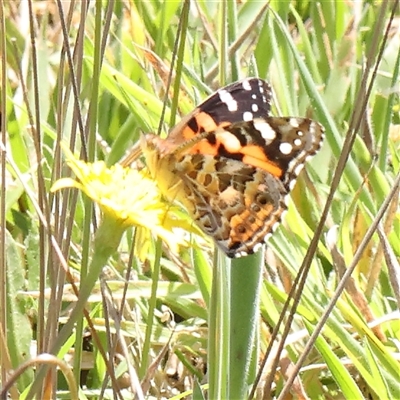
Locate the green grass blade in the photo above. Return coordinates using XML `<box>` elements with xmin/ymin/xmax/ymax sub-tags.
<box><xmin>228</xmin><ymin>250</ymin><xmax>263</xmax><ymax>398</ymax></box>
<box><xmin>208</xmin><ymin>251</ymin><xmax>230</xmax><ymax>399</ymax></box>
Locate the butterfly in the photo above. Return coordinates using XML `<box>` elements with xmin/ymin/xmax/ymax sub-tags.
<box><xmin>122</xmin><ymin>78</ymin><xmax>324</xmax><ymax>258</ymax></box>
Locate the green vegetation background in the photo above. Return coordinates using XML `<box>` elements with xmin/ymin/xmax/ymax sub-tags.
<box><xmin>0</xmin><ymin>1</ymin><xmax>399</xmax><ymax>399</ymax></box>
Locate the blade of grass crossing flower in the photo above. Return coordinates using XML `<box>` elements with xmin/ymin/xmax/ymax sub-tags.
<box><xmin>208</xmin><ymin>250</ymin><xmax>230</xmax><ymax>399</ymax></box>
<box><xmin>74</xmin><ymin>1</ymin><xmax>105</xmax><ymax>377</ymax></box>
<box><xmin>228</xmin><ymin>250</ymin><xmax>263</xmax><ymax>398</ymax></box>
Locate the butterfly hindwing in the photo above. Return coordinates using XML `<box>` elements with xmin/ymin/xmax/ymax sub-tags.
<box><xmin>170</xmin><ymin>116</ymin><xmax>324</xmax><ymax>257</ymax></box>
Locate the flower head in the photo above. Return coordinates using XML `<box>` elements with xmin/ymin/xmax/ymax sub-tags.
<box><xmin>52</xmin><ymin>147</ymin><xmax>205</xmax><ymax>259</ymax></box>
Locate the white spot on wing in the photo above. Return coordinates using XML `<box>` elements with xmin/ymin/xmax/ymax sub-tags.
<box><xmin>253</xmin><ymin>242</ymin><xmax>263</xmax><ymax>253</ymax></box>
<box><xmin>215</xmin><ymin>130</ymin><xmax>242</xmax><ymax>152</ymax></box>
<box><xmin>290</xmin><ymin>118</ymin><xmax>300</xmax><ymax>128</ymax></box>
<box><xmin>219</xmin><ymin>89</ymin><xmax>238</xmax><ymax>111</ymax></box>
<box><xmin>294</xmin><ymin>138</ymin><xmax>302</xmax><ymax>147</ymax></box>
<box><xmin>279</xmin><ymin>142</ymin><xmax>293</xmax><ymax>155</ymax></box>
<box><xmin>243</xmin><ymin>111</ymin><xmax>253</xmax><ymax>121</ymax></box>
<box><xmin>294</xmin><ymin>163</ymin><xmax>304</xmax><ymax>176</ymax></box>
<box><xmin>271</xmin><ymin>222</ymin><xmax>280</xmax><ymax>232</ymax></box>
<box><xmin>235</xmin><ymin>250</ymin><xmax>248</xmax><ymax>258</ymax></box>
<box><xmin>253</xmin><ymin>118</ymin><xmax>276</xmax><ymax>140</ymax></box>
<box><xmin>282</xmin><ymin>195</ymin><xmax>291</xmax><ymax>207</ymax></box>
<box><xmin>252</xmin><ymin>104</ymin><xmax>259</xmax><ymax>112</ymax></box>
<box><xmin>242</xmin><ymin>79</ymin><xmax>252</xmax><ymax>90</ymax></box>
<box><xmin>264</xmin><ymin>232</ymin><xmax>272</xmax><ymax>242</ymax></box>
<box><xmin>289</xmin><ymin>179</ymin><xmax>297</xmax><ymax>190</ymax></box>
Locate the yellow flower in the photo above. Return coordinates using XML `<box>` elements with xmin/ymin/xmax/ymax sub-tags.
<box><xmin>52</xmin><ymin>147</ymin><xmax>204</xmax><ymax>259</ymax></box>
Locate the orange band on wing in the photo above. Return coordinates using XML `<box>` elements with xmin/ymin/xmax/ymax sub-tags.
<box><xmin>188</xmin><ymin>136</ymin><xmax>283</xmax><ymax>177</ymax></box>
<box><xmin>190</xmin><ymin>140</ymin><xmax>219</xmax><ymax>155</ymax></box>
<box><xmin>240</xmin><ymin>145</ymin><xmax>283</xmax><ymax>177</ymax></box>
<box><xmin>242</xmin><ymin>154</ymin><xmax>283</xmax><ymax>177</ymax></box>
<box><xmin>181</xmin><ymin>112</ymin><xmax>222</xmax><ymax>140</ymax></box>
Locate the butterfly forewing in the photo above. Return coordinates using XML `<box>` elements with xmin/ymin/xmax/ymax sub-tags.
<box><xmin>167</xmin><ymin>78</ymin><xmax>272</xmax><ymax>146</ymax></box>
